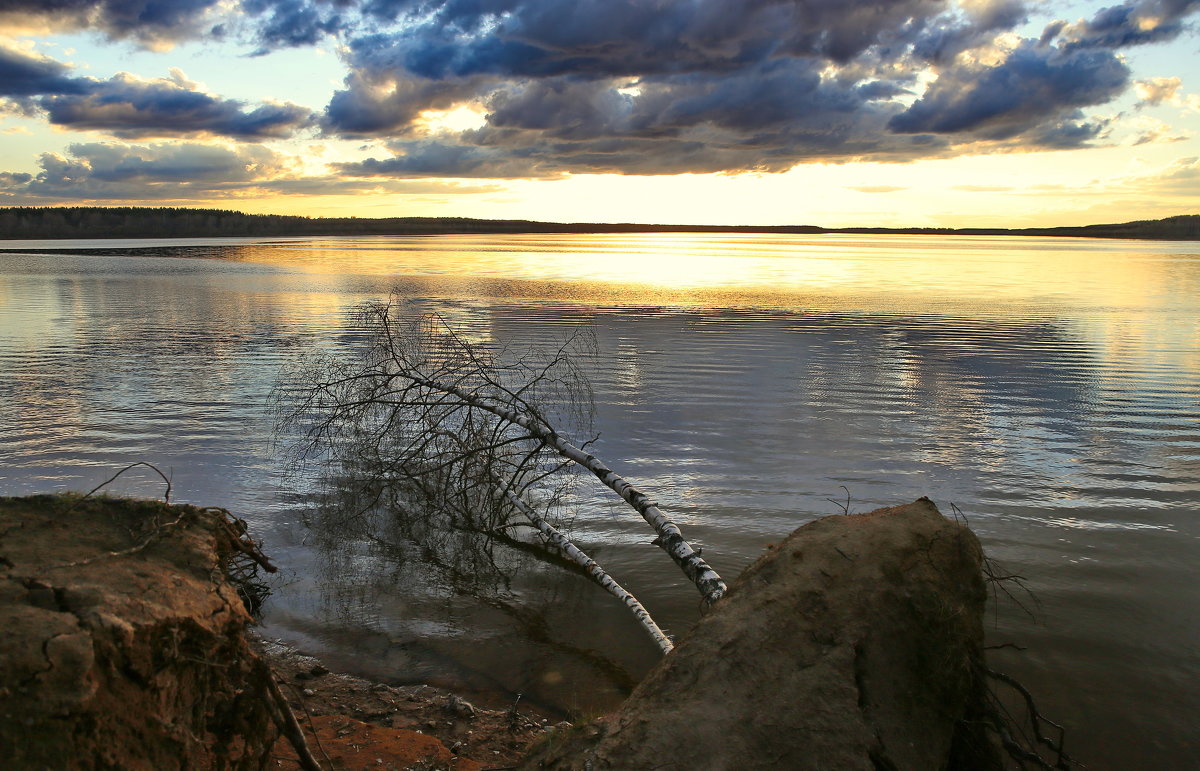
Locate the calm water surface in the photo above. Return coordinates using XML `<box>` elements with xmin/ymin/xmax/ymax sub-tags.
<box><xmin>1</xmin><ymin>233</ymin><xmax>1197</xmax><ymax>768</ymax></box>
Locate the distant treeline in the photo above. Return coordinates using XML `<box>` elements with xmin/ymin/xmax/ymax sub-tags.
<box><xmin>0</xmin><ymin>206</ymin><xmax>1197</xmax><ymax>241</ymax></box>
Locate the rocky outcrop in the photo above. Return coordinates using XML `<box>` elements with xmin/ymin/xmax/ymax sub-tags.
<box><xmin>519</xmin><ymin>498</ymin><xmax>1003</xmax><ymax>771</ymax></box>
<box><xmin>0</xmin><ymin>494</ymin><xmax>278</xmax><ymax>770</ymax></box>
<box><xmin>0</xmin><ymin>494</ymin><xmax>549</xmax><ymax>771</ymax></box>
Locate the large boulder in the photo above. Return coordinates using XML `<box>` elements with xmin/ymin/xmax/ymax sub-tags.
<box><xmin>520</xmin><ymin>498</ymin><xmax>1002</xmax><ymax>771</ymax></box>
<box><xmin>0</xmin><ymin>495</ymin><xmax>277</xmax><ymax>770</ymax></box>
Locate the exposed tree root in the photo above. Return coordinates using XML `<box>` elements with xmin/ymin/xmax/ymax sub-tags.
<box><xmin>982</xmin><ymin>666</ymin><xmax>1075</xmax><ymax>770</ymax></box>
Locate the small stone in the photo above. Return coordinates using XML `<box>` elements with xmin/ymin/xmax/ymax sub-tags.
<box><xmin>302</xmin><ymin>689</ymin><xmax>315</xmax><ymax>697</ymax></box>
<box><xmin>310</xmin><ymin>664</ymin><xmax>329</xmax><ymax>677</ymax></box>
<box><xmin>446</xmin><ymin>694</ymin><xmax>476</xmax><ymax>719</ymax></box>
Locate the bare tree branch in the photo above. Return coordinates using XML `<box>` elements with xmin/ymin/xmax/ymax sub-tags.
<box><xmin>276</xmin><ymin>304</ymin><xmax>727</xmax><ymax>656</ymax></box>
<box><xmin>500</xmin><ymin>486</ymin><xmax>674</xmax><ymax>654</ymax></box>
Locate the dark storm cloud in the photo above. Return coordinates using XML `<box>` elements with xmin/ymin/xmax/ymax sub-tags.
<box><xmin>343</xmin><ymin>0</ymin><xmax>946</xmax><ymax>83</ymax></box>
<box><xmin>0</xmin><ymin>0</ymin><xmax>222</xmax><ymax>44</ymax></box>
<box><xmin>888</xmin><ymin>41</ymin><xmax>1129</xmax><ymax>137</ymax></box>
<box><xmin>911</xmin><ymin>0</ymin><xmax>1028</xmax><ymax>63</ymax></box>
<box><xmin>481</xmin><ymin>78</ymin><xmax>648</xmax><ymax>139</ymax></box>
<box><xmin>0</xmin><ymin>141</ymin><xmax>289</xmax><ymax>201</ymax></box>
<box><xmin>0</xmin><ymin>46</ymin><xmax>88</xmax><ymax>97</ymax></box>
<box><xmin>641</xmin><ymin>60</ymin><xmax>856</xmax><ymax>133</ymax></box>
<box><xmin>0</xmin><ymin>0</ymin><xmax>345</xmax><ymax>49</ymax></box>
<box><xmin>470</xmin><ymin>60</ymin><xmax>918</xmax><ymax>152</ymax></box>
<box><xmin>319</xmin><ymin>0</ymin><xmax>956</xmax><ymax>140</ymax></box>
<box><xmin>243</xmin><ymin>0</ymin><xmax>343</xmax><ymax>52</ymax></box>
<box><xmin>1058</xmin><ymin>0</ymin><xmax>1200</xmax><ymax>49</ymax></box>
<box><xmin>335</xmin><ymin>139</ymin><xmax>548</xmax><ymax>177</ymax></box>
<box><xmin>323</xmin><ymin>69</ymin><xmax>491</xmax><ymax>135</ymax></box>
<box><xmin>346</xmin><ymin>92</ymin><xmax>952</xmax><ymax>178</ymax></box>
<box><xmin>1023</xmin><ymin>115</ymin><xmax>1111</xmax><ymax>148</ymax></box>
<box><xmin>0</xmin><ymin>47</ymin><xmax>313</xmax><ymax>138</ymax></box>
<box><xmin>321</xmin><ymin>0</ymin><xmax>1185</xmax><ymax>176</ymax></box>
<box><xmin>0</xmin><ymin>140</ymin><xmax>497</xmax><ymax>200</ymax></box>
<box><xmin>4</xmin><ymin>0</ymin><xmax>1197</xmax><ymax>181</ymax></box>
<box><xmin>40</xmin><ymin>73</ymin><xmax>315</xmax><ymax>138</ymax></box>
<box><xmin>331</xmin><ymin>73</ymin><xmax>903</xmax><ymax>177</ymax></box>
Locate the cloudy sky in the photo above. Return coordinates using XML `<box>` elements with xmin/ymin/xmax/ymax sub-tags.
<box><xmin>1</xmin><ymin>0</ymin><xmax>1198</xmax><ymax>226</ymax></box>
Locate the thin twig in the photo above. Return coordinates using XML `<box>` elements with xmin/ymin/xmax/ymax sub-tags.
<box><xmin>265</xmin><ymin>672</ymin><xmax>327</xmax><ymax>771</ymax></box>
<box><xmin>826</xmin><ymin>485</ymin><xmax>851</xmax><ymax>515</ymax></box>
<box><xmin>72</xmin><ymin>461</ymin><xmax>173</xmax><ymax>509</ymax></box>
<box><xmin>284</xmin><ymin>680</ymin><xmax>335</xmax><ymax>770</ymax></box>
<box><xmin>983</xmin><ymin>554</ymin><xmax>1041</xmax><ymax>622</ymax></box>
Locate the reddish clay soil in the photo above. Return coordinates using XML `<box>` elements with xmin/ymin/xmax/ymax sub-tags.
<box><xmin>259</xmin><ymin>638</ymin><xmax>558</xmax><ymax>771</ymax></box>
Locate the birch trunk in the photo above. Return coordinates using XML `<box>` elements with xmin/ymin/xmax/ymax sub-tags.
<box><xmin>397</xmin><ymin>369</ymin><xmax>727</xmax><ymax>605</ymax></box>
<box><xmin>501</xmin><ymin>487</ymin><xmax>674</xmax><ymax>654</ymax></box>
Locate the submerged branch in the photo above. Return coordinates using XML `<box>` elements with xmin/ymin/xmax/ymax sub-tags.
<box><xmin>501</xmin><ymin>486</ymin><xmax>674</xmax><ymax>654</ymax></box>
<box><xmin>277</xmin><ymin>304</ymin><xmax>727</xmax><ymax>655</ymax></box>
<box><xmin>395</xmin><ymin>361</ymin><xmax>727</xmax><ymax>605</ymax></box>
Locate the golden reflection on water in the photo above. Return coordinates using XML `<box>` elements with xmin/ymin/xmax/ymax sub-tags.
<box><xmin>5</xmin><ymin>233</ymin><xmax>1197</xmax><ymax>395</ymax></box>
<box><xmin>246</xmin><ymin>234</ymin><xmax>1200</xmax><ymax>386</ymax></box>
<box><xmin>256</xmin><ymin>232</ymin><xmax>1189</xmax><ymax>310</ymax></box>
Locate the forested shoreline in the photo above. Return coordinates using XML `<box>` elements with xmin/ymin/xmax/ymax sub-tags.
<box><xmin>0</xmin><ymin>206</ymin><xmax>1197</xmax><ymax>241</ymax></box>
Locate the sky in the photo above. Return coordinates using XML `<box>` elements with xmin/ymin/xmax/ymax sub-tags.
<box><xmin>0</xmin><ymin>0</ymin><xmax>1198</xmax><ymax>227</ymax></box>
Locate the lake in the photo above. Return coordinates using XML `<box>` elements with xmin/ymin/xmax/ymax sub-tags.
<box><xmin>1</xmin><ymin>232</ymin><xmax>1197</xmax><ymax>768</ymax></box>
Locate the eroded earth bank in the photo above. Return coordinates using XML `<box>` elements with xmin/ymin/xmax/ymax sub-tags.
<box><xmin>2</xmin><ymin>495</ymin><xmax>1039</xmax><ymax>770</ymax></box>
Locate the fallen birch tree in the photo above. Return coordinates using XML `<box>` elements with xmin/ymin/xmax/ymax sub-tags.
<box><xmin>278</xmin><ymin>303</ymin><xmax>725</xmax><ymax>653</ymax></box>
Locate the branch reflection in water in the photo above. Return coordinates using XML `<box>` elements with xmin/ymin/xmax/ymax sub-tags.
<box><xmin>277</xmin><ymin>306</ymin><xmax>660</xmax><ymax>711</ymax></box>
<box><xmin>301</xmin><ymin>467</ymin><xmax>640</xmax><ymax>712</ymax></box>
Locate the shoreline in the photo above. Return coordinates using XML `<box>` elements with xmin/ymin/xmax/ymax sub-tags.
<box><xmin>255</xmin><ymin>634</ymin><xmax>556</xmax><ymax>770</ymax></box>
<box><xmin>1</xmin><ymin>207</ymin><xmax>1197</xmax><ymax>241</ymax></box>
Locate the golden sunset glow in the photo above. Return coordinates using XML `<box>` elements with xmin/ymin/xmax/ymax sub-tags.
<box><xmin>1</xmin><ymin>0</ymin><xmax>1196</xmax><ymax>227</ymax></box>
